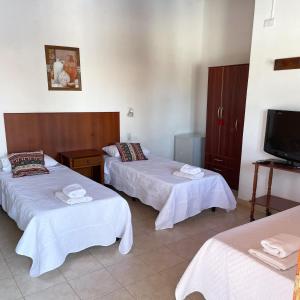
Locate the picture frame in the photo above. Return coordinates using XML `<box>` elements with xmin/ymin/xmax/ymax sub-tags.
<box><xmin>44</xmin><ymin>45</ymin><xmax>82</xmax><ymax>91</ymax></box>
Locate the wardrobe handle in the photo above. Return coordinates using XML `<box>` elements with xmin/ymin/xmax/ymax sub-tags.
<box><xmin>217</xmin><ymin>107</ymin><xmax>221</xmax><ymax>118</ymax></box>
<box><xmin>220</xmin><ymin>106</ymin><xmax>223</xmax><ymax>118</ymax></box>
<box><xmin>235</xmin><ymin>119</ymin><xmax>238</xmax><ymax>131</ymax></box>
<box><xmin>214</xmin><ymin>158</ymin><xmax>223</xmax><ymax>162</ymax></box>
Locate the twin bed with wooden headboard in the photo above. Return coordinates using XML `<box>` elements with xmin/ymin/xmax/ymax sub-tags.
<box><xmin>0</xmin><ymin>112</ymin><xmax>237</xmax><ymax>277</ymax></box>
<box><xmin>0</xmin><ymin>112</ymin><xmax>132</xmax><ymax>277</ymax></box>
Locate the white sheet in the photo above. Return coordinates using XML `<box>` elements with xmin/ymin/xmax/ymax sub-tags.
<box><xmin>175</xmin><ymin>206</ymin><xmax>300</xmax><ymax>300</ymax></box>
<box><xmin>0</xmin><ymin>165</ymin><xmax>133</xmax><ymax>277</ymax></box>
<box><xmin>104</xmin><ymin>155</ymin><xmax>236</xmax><ymax>230</ymax></box>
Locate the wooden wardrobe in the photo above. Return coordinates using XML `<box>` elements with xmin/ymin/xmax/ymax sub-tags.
<box><xmin>205</xmin><ymin>64</ymin><xmax>249</xmax><ymax>190</ymax></box>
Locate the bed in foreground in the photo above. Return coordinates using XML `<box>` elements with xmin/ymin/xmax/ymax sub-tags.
<box><xmin>0</xmin><ymin>164</ymin><xmax>133</xmax><ymax>277</ymax></box>
<box><xmin>175</xmin><ymin>206</ymin><xmax>300</xmax><ymax>300</ymax></box>
<box><xmin>104</xmin><ymin>154</ymin><xmax>236</xmax><ymax>230</ymax></box>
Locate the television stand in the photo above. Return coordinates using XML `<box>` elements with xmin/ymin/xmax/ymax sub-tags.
<box><xmin>256</xmin><ymin>158</ymin><xmax>300</xmax><ymax>168</ymax></box>
<box><xmin>250</xmin><ymin>160</ymin><xmax>300</xmax><ymax>221</ymax></box>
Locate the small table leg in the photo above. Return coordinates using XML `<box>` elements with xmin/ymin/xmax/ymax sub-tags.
<box><xmin>266</xmin><ymin>167</ymin><xmax>273</xmax><ymax>216</ymax></box>
<box><xmin>250</xmin><ymin>164</ymin><xmax>259</xmax><ymax>221</ymax></box>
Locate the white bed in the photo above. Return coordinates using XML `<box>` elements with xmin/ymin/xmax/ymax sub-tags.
<box><xmin>0</xmin><ymin>164</ymin><xmax>133</xmax><ymax>277</ymax></box>
<box><xmin>104</xmin><ymin>154</ymin><xmax>236</xmax><ymax>230</ymax></box>
<box><xmin>175</xmin><ymin>206</ymin><xmax>300</xmax><ymax>300</ymax></box>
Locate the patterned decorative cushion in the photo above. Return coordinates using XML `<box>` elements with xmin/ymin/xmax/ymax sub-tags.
<box><xmin>8</xmin><ymin>150</ymin><xmax>49</xmax><ymax>178</ymax></box>
<box><xmin>116</xmin><ymin>143</ymin><xmax>148</xmax><ymax>162</ymax></box>
<box><xmin>294</xmin><ymin>252</ymin><xmax>300</xmax><ymax>300</ymax></box>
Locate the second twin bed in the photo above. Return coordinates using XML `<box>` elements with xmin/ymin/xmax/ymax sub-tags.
<box><xmin>104</xmin><ymin>153</ymin><xmax>236</xmax><ymax>230</ymax></box>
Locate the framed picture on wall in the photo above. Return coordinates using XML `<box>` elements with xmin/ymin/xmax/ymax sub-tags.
<box><xmin>44</xmin><ymin>45</ymin><xmax>82</xmax><ymax>91</ymax></box>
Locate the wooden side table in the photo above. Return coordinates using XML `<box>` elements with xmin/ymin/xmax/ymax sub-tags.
<box><xmin>59</xmin><ymin>149</ymin><xmax>104</xmax><ymax>184</ymax></box>
<box><xmin>250</xmin><ymin>160</ymin><xmax>300</xmax><ymax>221</ymax></box>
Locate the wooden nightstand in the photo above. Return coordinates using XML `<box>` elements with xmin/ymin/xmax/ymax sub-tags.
<box><xmin>59</xmin><ymin>149</ymin><xmax>104</xmax><ymax>184</ymax></box>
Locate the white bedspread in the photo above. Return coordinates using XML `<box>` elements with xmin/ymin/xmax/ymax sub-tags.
<box><xmin>104</xmin><ymin>155</ymin><xmax>236</xmax><ymax>230</ymax></box>
<box><xmin>176</xmin><ymin>206</ymin><xmax>300</xmax><ymax>300</ymax></box>
<box><xmin>0</xmin><ymin>165</ymin><xmax>133</xmax><ymax>277</ymax></box>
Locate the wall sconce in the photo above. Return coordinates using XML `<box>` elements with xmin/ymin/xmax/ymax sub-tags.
<box><xmin>127</xmin><ymin>107</ymin><xmax>134</xmax><ymax>118</ymax></box>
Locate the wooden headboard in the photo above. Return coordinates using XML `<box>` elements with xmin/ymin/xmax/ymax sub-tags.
<box><xmin>4</xmin><ymin>112</ymin><xmax>120</xmax><ymax>159</ymax></box>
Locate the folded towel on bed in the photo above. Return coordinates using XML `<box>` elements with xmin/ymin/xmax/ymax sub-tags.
<box><xmin>261</xmin><ymin>233</ymin><xmax>300</xmax><ymax>258</ymax></box>
<box><xmin>62</xmin><ymin>184</ymin><xmax>86</xmax><ymax>198</ymax></box>
<box><xmin>180</xmin><ymin>164</ymin><xmax>202</xmax><ymax>175</ymax></box>
<box><xmin>173</xmin><ymin>171</ymin><xmax>204</xmax><ymax>180</ymax></box>
<box><xmin>55</xmin><ymin>191</ymin><xmax>93</xmax><ymax>205</ymax></box>
<box><xmin>248</xmin><ymin>248</ymin><xmax>298</xmax><ymax>271</ymax></box>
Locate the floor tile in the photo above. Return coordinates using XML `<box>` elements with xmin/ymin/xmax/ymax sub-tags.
<box><xmin>173</xmin><ymin>214</ymin><xmax>218</xmax><ymax>236</ymax></box>
<box><xmin>130</xmin><ymin>232</ymin><xmax>166</xmax><ymax>255</ymax></box>
<box><xmin>188</xmin><ymin>229</ymin><xmax>219</xmax><ymax>245</ymax></box>
<box><xmin>137</xmin><ymin>246</ymin><xmax>185</xmax><ymax>272</ymax></box>
<box><xmin>159</xmin><ymin>261</ymin><xmax>191</xmax><ymax>288</ymax></box>
<box><xmin>14</xmin><ymin>269</ymin><xmax>65</xmax><ymax>296</ymax></box>
<box><xmin>89</xmin><ymin>243</ymin><xmax>136</xmax><ymax>268</ymax></box>
<box><xmin>68</xmin><ymin>269</ymin><xmax>121</xmax><ymax>299</ymax></box>
<box><xmin>106</xmin><ymin>256</ymin><xmax>157</xmax><ymax>286</ymax></box>
<box><xmin>59</xmin><ymin>250</ymin><xmax>104</xmax><ymax>280</ymax></box>
<box><xmin>0</xmin><ymin>253</ymin><xmax>13</xmax><ymax>280</ymax></box>
<box><xmin>0</xmin><ymin>237</ymin><xmax>19</xmax><ymax>259</ymax></box>
<box><xmin>99</xmin><ymin>288</ymin><xmax>134</xmax><ymax>300</ymax></box>
<box><xmin>125</xmin><ymin>272</ymin><xmax>175</xmax><ymax>300</ymax></box>
<box><xmin>0</xmin><ymin>277</ymin><xmax>22</xmax><ymax>300</ymax></box>
<box><xmin>24</xmin><ymin>282</ymin><xmax>79</xmax><ymax>300</ymax></box>
<box><xmin>6</xmin><ymin>254</ymin><xmax>32</xmax><ymax>276</ymax></box>
<box><xmin>166</xmin><ymin>238</ymin><xmax>199</xmax><ymax>260</ymax></box>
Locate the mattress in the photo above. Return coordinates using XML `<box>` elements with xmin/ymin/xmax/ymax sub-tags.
<box><xmin>0</xmin><ymin>164</ymin><xmax>133</xmax><ymax>277</ymax></box>
<box><xmin>104</xmin><ymin>154</ymin><xmax>236</xmax><ymax>230</ymax></box>
<box><xmin>175</xmin><ymin>206</ymin><xmax>300</xmax><ymax>300</ymax></box>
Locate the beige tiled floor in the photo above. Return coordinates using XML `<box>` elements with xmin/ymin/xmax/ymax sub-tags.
<box><xmin>0</xmin><ymin>195</ymin><xmax>263</xmax><ymax>300</ymax></box>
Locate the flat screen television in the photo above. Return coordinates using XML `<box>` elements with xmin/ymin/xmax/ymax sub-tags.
<box><xmin>264</xmin><ymin>109</ymin><xmax>300</xmax><ymax>165</ymax></box>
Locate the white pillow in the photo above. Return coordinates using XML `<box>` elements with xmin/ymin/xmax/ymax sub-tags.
<box><xmin>0</xmin><ymin>153</ymin><xmax>58</xmax><ymax>172</ymax></box>
<box><xmin>102</xmin><ymin>144</ymin><xmax>150</xmax><ymax>157</ymax></box>
<box><xmin>142</xmin><ymin>147</ymin><xmax>150</xmax><ymax>156</ymax></box>
<box><xmin>44</xmin><ymin>154</ymin><xmax>59</xmax><ymax>167</ymax></box>
<box><xmin>0</xmin><ymin>156</ymin><xmax>11</xmax><ymax>172</ymax></box>
<box><xmin>102</xmin><ymin>145</ymin><xmax>120</xmax><ymax>157</ymax></box>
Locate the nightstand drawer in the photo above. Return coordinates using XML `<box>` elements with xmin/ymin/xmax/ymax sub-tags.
<box><xmin>59</xmin><ymin>149</ymin><xmax>104</xmax><ymax>184</ymax></box>
<box><xmin>73</xmin><ymin>156</ymin><xmax>102</xmax><ymax>168</ymax></box>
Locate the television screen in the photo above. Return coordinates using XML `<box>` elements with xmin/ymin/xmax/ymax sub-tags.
<box><xmin>264</xmin><ymin>110</ymin><xmax>300</xmax><ymax>162</ymax></box>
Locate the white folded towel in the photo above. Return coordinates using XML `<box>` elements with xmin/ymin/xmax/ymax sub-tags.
<box><xmin>55</xmin><ymin>191</ymin><xmax>93</xmax><ymax>205</ymax></box>
<box><xmin>248</xmin><ymin>248</ymin><xmax>298</xmax><ymax>271</ymax></box>
<box><xmin>62</xmin><ymin>184</ymin><xmax>86</xmax><ymax>198</ymax></box>
<box><xmin>173</xmin><ymin>171</ymin><xmax>204</xmax><ymax>180</ymax></box>
<box><xmin>261</xmin><ymin>233</ymin><xmax>300</xmax><ymax>258</ymax></box>
<box><xmin>180</xmin><ymin>164</ymin><xmax>202</xmax><ymax>175</ymax></box>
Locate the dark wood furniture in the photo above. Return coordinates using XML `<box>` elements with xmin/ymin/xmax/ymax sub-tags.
<box><xmin>250</xmin><ymin>160</ymin><xmax>300</xmax><ymax>221</ymax></box>
<box><xmin>205</xmin><ymin>64</ymin><xmax>249</xmax><ymax>189</ymax></box>
<box><xmin>60</xmin><ymin>149</ymin><xmax>104</xmax><ymax>184</ymax></box>
<box><xmin>4</xmin><ymin>112</ymin><xmax>120</xmax><ymax>160</ymax></box>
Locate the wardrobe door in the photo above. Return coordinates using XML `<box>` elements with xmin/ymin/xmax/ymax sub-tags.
<box><xmin>219</xmin><ymin>65</ymin><xmax>242</xmax><ymax>158</ymax></box>
<box><xmin>219</xmin><ymin>64</ymin><xmax>249</xmax><ymax>188</ymax></box>
<box><xmin>205</xmin><ymin>66</ymin><xmax>223</xmax><ymax>165</ymax></box>
<box><xmin>231</xmin><ymin>64</ymin><xmax>249</xmax><ymax>160</ymax></box>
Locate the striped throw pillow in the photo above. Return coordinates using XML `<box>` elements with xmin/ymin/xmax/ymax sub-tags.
<box><xmin>8</xmin><ymin>150</ymin><xmax>49</xmax><ymax>178</ymax></box>
<box><xmin>116</xmin><ymin>143</ymin><xmax>147</xmax><ymax>162</ymax></box>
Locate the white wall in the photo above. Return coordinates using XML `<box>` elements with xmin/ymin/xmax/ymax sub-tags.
<box><xmin>193</xmin><ymin>0</ymin><xmax>255</xmax><ymax>133</ymax></box>
<box><xmin>239</xmin><ymin>0</ymin><xmax>300</xmax><ymax>201</ymax></box>
<box><xmin>0</xmin><ymin>0</ymin><xmax>204</xmax><ymax>158</ymax></box>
